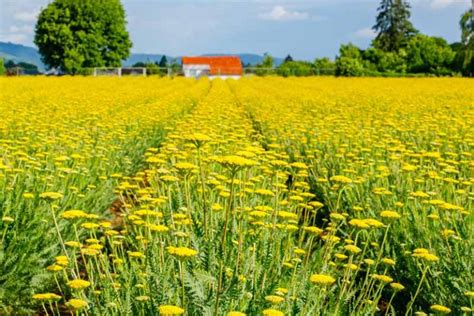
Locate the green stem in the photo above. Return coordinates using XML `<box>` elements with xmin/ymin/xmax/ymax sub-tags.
<box><xmin>405</xmin><ymin>265</ymin><xmax>429</xmax><ymax>316</ymax></box>
<box><xmin>215</xmin><ymin>171</ymin><xmax>236</xmax><ymax>315</ymax></box>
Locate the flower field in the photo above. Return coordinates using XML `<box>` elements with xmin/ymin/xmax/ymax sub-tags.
<box><xmin>0</xmin><ymin>77</ymin><xmax>472</xmax><ymax>315</ymax></box>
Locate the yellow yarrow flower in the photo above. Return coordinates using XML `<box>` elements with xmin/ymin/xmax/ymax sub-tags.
<box><xmin>265</xmin><ymin>295</ymin><xmax>285</xmax><ymax>304</ymax></box>
<box><xmin>40</xmin><ymin>192</ymin><xmax>63</xmax><ymax>200</ymax></box>
<box><xmin>61</xmin><ymin>210</ymin><xmax>89</xmax><ymax>219</ymax></box>
<box><xmin>65</xmin><ymin>241</ymin><xmax>82</xmax><ymax>248</ymax></box>
<box><xmin>32</xmin><ymin>293</ymin><xmax>61</xmax><ymax>300</ymax></box>
<box><xmin>309</xmin><ymin>273</ymin><xmax>336</xmax><ymax>285</ymax></box>
<box><xmin>430</xmin><ymin>305</ymin><xmax>451</xmax><ymax>314</ymax></box>
<box><xmin>158</xmin><ymin>305</ymin><xmax>185</xmax><ymax>315</ymax></box>
<box><xmin>344</xmin><ymin>244</ymin><xmax>361</xmax><ymax>254</ymax></box>
<box><xmin>174</xmin><ymin>162</ymin><xmax>197</xmax><ymax>170</ymax></box>
<box><xmin>66</xmin><ymin>299</ymin><xmax>88</xmax><ymax>310</ymax></box>
<box><xmin>167</xmin><ymin>246</ymin><xmax>198</xmax><ymax>258</ymax></box>
<box><xmin>303</xmin><ymin>226</ymin><xmax>323</xmax><ymax>235</ymax></box>
<box><xmin>390</xmin><ymin>282</ymin><xmax>405</xmax><ymax>291</ymax></box>
<box><xmin>218</xmin><ymin>155</ymin><xmax>257</xmax><ymax>169</ymax></box>
<box><xmin>2</xmin><ymin>216</ymin><xmax>14</xmax><ymax>223</ymax></box>
<box><xmin>330</xmin><ymin>175</ymin><xmax>352</xmax><ymax>184</ymax></box>
<box><xmin>262</xmin><ymin>309</ymin><xmax>285</xmax><ymax>316</ymax></box>
<box><xmin>380</xmin><ymin>210</ymin><xmax>401</xmax><ymax>219</ymax></box>
<box><xmin>371</xmin><ymin>274</ymin><xmax>393</xmax><ymax>283</ymax></box>
<box><xmin>67</xmin><ymin>279</ymin><xmax>91</xmax><ymax>290</ymax></box>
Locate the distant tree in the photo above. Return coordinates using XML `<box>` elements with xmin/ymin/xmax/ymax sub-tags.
<box><xmin>159</xmin><ymin>55</ymin><xmax>168</xmax><ymax>68</ymax></box>
<box><xmin>17</xmin><ymin>62</ymin><xmax>40</xmax><ymax>74</ymax></box>
<box><xmin>456</xmin><ymin>9</ymin><xmax>474</xmax><ymax>76</ymax></box>
<box><xmin>406</xmin><ymin>35</ymin><xmax>455</xmax><ymax>74</ymax></box>
<box><xmin>261</xmin><ymin>54</ymin><xmax>274</xmax><ymax>68</ymax></box>
<box><xmin>277</xmin><ymin>61</ymin><xmax>314</xmax><ymax>77</ymax></box>
<box><xmin>450</xmin><ymin>42</ymin><xmax>463</xmax><ymax>53</ymax></box>
<box><xmin>284</xmin><ymin>54</ymin><xmax>294</xmax><ymax>63</ymax></box>
<box><xmin>372</xmin><ymin>0</ymin><xmax>418</xmax><ymax>52</ymax></box>
<box><xmin>460</xmin><ymin>8</ymin><xmax>474</xmax><ymax>45</ymax></box>
<box><xmin>314</xmin><ymin>57</ymin><xmax>335</xmax><ymax>75</ymax></box>
<box><xmin>169</xmin><ymin>59</ymin><xmax>181</xmax><ymax>75</ymax></box>
<box><xmin>34</xmin><ymin>0</ymin><xmax>132</xmax><ymax>74</ymax></box>
<box><xmin>132</xmin><ymin>62</ymin><xmax>147</xmax><ymax>68</ymax></box>
<box><xmin>255</xmin><ymin>54</ymin><xmax>274</xmax><ymax>76</ymax></box>
<box><xmin>5</xmin><ymin>60</ymin><xmax>16</xmax><ymax>69</ymax></box>
<box><xmin>336</xmin><ymin>43</ymin><xmax>365</xmax><ymax>76</ymax></box>
<box><xmin>336</xmin><ymin>57</ymin><xmax>364</xmax><ymax>76</ymax></box>
<box><xmin>339</xmin><ymin>43</ymin><xmax>362</xmax><ymax>59</ymax></box>
<box><xmin>363</xmin><ymin>48</ymin><xmax>407</xmax><ymax>73</ymax></box>
<box><xmin>145</xmin><ymin>62</ymin><xmax>160</xmax><ymax>75</ymax></box>
<box><xmin>3</xmin><ymin>60</ymin><xmax>40</xmax><ymax>75</ymax></box>
<box><xmin>0</xmin><ymin>59</ymin><xmax>5</xmax><ymax>75</ymax></box>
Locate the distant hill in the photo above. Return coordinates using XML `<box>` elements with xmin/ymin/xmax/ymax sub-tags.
<box><xmin>124</xmin><ymin>53</ymin><xmax>284</xmax><ymax>67</ymax></box>
<box><xmin>202</xmin><ymin>53</ymin><xmax>284</xmax><ymax>66</ymax></box>
<box><xmin>0</xmin><ymin>41</ymin><xmax>284</xmax><ymax>71</ymax></box>
<box><xmin>0</xmin><ymin>42</ymin><xmax>45</xmax><ymax>71</ymax></box>
<box><xmin>123</xmin><ymin>54</ymin><xmax>178</xmax><ymax>66</ymax></box>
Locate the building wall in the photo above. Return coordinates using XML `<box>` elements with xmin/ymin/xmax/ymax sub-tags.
<box><xmin>208</xmin><ymin>75</ymin><xmax>241</xmax><ymax>80</ymax></box>
<box><xmin>183</xmin><ymin>64</ymin><xmax>210</xmax><ymax>78</ymax></box>
<box><xmin>183</xmin><ymin>64</ymin><xmax>242</xmax><ymax>79</ymax></box>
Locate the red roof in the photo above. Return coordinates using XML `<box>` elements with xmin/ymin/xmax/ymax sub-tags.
<box><xmin>182</xmin><ymin>56</ymin><xmax>243</xmax><ymax>75</ymax></box>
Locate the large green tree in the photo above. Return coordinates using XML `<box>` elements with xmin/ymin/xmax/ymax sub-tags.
<box><xmin>34</xmin><ymin>0</ymin><xmax>132</xmax><ymax>74</ymax></box>
<box><xmin>406</xmin><ymin>35</ymin><xmax>455</xmax><ymax>74</ymax></box>
<box><xmin>335</xmin><ymin>43</ymin><xmax>365</xmax><ymax>76</ymax></box>
<box><xmin>457</xmin><ymin>8</ymin><xmax>474</xmax><ymax>76</ymax></box>
<box><xmin>372</xmin><ymin>0</ymin><xmax>418</xmax><ymax>52</ymax></box>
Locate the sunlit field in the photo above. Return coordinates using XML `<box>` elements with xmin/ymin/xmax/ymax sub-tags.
<box><xmin>0</xmin><ymin>77</ymin><xmax>472</xmax><ymax>315</ymax></box>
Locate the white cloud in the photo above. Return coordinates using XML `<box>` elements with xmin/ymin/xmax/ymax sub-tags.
<box><xmin>429</xmin><ymin>0</ymin><xmax>470</xmax><ymax>9</ymax></box>
<box><xmin>354</xmin><ymin>27</ymin><xmax>376</xmax><ymax>39</ymax></box>
<box><xmin>0</xmin><ymin>33</ymin><xmax>28</xmax><ymax>44</ymax></box>
<box><xmin>13</xmin><ymin>10</ymin><xmax>39</xmax><ymax>22</ymax></box>
<box><xmin>8</xmin><ymin>25</ymin><xmax>34</xmax><ymax>34</ymax></box>
<box><xmin>258</xmin><ymin>5</ymin><xmax>309</xmax><ymax>21</ymax></box>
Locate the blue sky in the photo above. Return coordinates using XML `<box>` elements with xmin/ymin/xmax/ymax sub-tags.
<box><xmin>0</xmin><ymin>0</ymin><xmax>471</xmax><ymax>60</ymax></box>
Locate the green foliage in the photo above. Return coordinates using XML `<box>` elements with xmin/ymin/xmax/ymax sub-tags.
<box><xmin>145</xmin><ymin>62</ymin><xmax>166</xmax><ymax>76</ymax></box>
<box><xmin>260</xmin><ymin>54</ymin><xmax>274</xmax><ymax>68</ymax></box>
<box><xmin>2</xmin><ymin>60</ymin><xmax>40</xmax><ymax>75</ymax></box>
<box><xmin>277</xmin><ymin>61</ymin><xmax>314</xmax><ymax>77</ymax></box>
<box><xmin>335</xmin><ymin>57</ymin><xmax>364</xmax><ymax>76</ymax></box>
<box><xmin>363</xmin><ymin>48</ymin><xmax>407</xmax><ymax>73</ymax></box>
<box><xmin>405</xmin><ymin>35</ymin><xmax>455</xmax><ymax>74</ymax></box>
<box><xmin>34</xmin><ymin>0</ymin><xmax>132</xmax><ymax>74</ymax></box>
<box><xmin>336</xmin><ymin>34</ymin><xmax>459</xmax><ymax>77</ymax></box>
<box><xmin>0</xmin><ymin>59</ymin><xmax>4</xmax><ymax>75</ymax></box>
<box><xmin>335</xmin><ymin>44</ymin><xmax>365</xmax><ymax>76</ymax></box>
<box><xmin>133</xmin><ymin>62</ymin><xmax>147</xmax><ymax>68</ymax></box>
<box><xmin>159</xmin><ymin>55</ymin><xmax>168</xmax><ymax>68</ymax></box>
<box><xmin>169</xmin><ymin>59</ymin><xmax>182</xmax><ymax>76</ymax></box>
<box><xmin>456</xmin><ymin>9</ymin><xmax>474</xmax><ymax>76</ymax></box>
<box><xmin>460</xmin><ymin>9</ymin><xmax>473</xmax><ymax>45</ymax></box>
<box><xmin>314</xmin><ymin>57</ymin><xmax>336</xmax><ymax>75</ymax></box>
<box><xmin>255</xmin><ymin>54</ymin><xmax>275</xmax><ymax>76</ymax></box>
<box><xmin>339</xmin><ymin>43</ymin><xmax>362</xmax><ymax>59</ymax></box>
<box><xmin>373</xmin><ymin>0</ymin><xmax>418</xmax><ymax>52</ymax></box>
<box><xmin>16</xmin><ymin>61</ymin><xmax>40</xmax><ymax>72</ymax></box>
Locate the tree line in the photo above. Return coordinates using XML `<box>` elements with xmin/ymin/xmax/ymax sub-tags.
<box><xmin>1</xmin><ymin>0</ymin><xmax>472</xmax><ymax>77</ymax></box>
<box><xmin>256</xmin><ymin>0</ymin><xmax>473</xmax><ymax>77</ymax></box>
